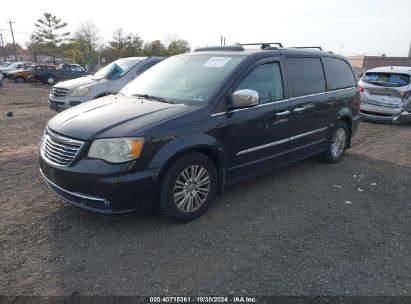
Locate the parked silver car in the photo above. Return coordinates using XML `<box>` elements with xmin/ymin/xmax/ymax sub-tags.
<box><xmin>358</xmin><ymin>66</ymin><xmax>411</xmax><ymax>123</ymax></box>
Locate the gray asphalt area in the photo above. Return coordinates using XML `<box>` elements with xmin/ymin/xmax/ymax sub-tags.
<box><xmin>0</xmin><ymin>83</ymin><xmax>410</xmax><ymax>296</ymax></box>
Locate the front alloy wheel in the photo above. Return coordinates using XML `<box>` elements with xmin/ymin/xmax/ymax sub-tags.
<box><xmin>159</xmin><ymin>152</ymin><xmax>217</xmax><ymax>222</ymax></box>
<box><xmin>173</xmin><ymin>165</ymin><xmax>211</xmax><ymax>213</ymax></box>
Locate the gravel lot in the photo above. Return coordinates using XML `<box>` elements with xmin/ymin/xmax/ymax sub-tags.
<box><xmin>0</xmin><ymin>83</ymin><xmax>410</xmax><ymax>297</ymax></box>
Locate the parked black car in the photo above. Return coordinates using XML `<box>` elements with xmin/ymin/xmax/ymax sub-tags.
<box><xmin>39</xmin><ymin>43</ymin><xmax>360</xmax><ymax>222</ymax></box>
<box><xmin>34</xmin><ymin>63</ymin><xmax>88</xmax><ymax>85</ymax></box>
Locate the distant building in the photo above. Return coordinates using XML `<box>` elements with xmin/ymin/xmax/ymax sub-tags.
<box><xmin>348</xmin><ymin>55</ymin><xmax>411</xmax><ymax>78</ymax></box>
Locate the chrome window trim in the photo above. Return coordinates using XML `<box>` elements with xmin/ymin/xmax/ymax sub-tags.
<box><xmin>235</xmin><ymin>127</ymin><xmax>327</xmax><ymax>156</ymax></box>
<box><xmin>211</xmin><ymin>87</ymin><xmax>356</xmax><ymax>117</ymax></box>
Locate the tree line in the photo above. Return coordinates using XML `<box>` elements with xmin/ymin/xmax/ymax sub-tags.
<box><xmin>9</xmin><ymin>12</ymin><xmax>191</xmax><ymax>67</ymax></box>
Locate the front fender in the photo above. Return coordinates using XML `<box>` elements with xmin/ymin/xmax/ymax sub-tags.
<box><xmin>148</xmin><ymin>133</ymin><xmax>227</xmax><ymax>169</ymax></box>
<box><xmin>148</xmin><ymin>133</ymin><xmax>228</xmax><ymax>193</ymax></box>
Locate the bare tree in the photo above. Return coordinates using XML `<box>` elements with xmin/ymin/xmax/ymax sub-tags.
<box><xmin>73</xmin><ymin>22</ymin><xmax>100</xmax><ymax>64</ymax></box>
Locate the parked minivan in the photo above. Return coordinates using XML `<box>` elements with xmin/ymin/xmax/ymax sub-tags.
<box><xmin>48</xmin><ymin>57</ymin><xmax>165</xmax><ymax>111</ymax></box>
<box><xmin>39</xmin><ymin>44</ymin><xmax>360</xmax><ymax>222</ymax></box>
<box><xmin>358</xmin><ymin>66</ymin><xmax>411</xmax><ymax>123</ymax></box>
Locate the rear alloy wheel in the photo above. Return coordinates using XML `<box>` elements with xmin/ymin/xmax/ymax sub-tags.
<box><xmin>320</xmin><ymin>120</ymin><xmax>349</xmax><ymax>163</ymax></box>
<box><xmin>158</xmin><ymin>152</ymin><xmax>217</xmax><ymax>222</ymax></box>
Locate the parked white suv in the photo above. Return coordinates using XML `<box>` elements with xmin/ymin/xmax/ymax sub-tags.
<box><xmin>49</xmin><ymin>57</ymin><xmax>165</xmax><ymax>111</ymax></box>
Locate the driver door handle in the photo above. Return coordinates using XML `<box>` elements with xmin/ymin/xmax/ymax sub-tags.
<box><xmin>276</xmin><ymin>110</ymin><xmax>290</xmax><ymax>116</ymax></box>
<box><xmin>294</xmin><ymin>105</ymin><xmax>312</xmax><ymax>113</ymax></box>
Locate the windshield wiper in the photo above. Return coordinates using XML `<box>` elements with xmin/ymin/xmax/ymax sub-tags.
<box><xmin>132</xmin><ymin>94</ymin><xmax>174</xmax><ymax>104</ymax></box>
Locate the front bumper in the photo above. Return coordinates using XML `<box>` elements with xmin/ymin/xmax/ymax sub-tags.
<box><xmin>39</xmin><ymin>157</ymin><xmax>160</xmax><ymax>213</ymax></box>
<box><xmin>49</xmin><ymin>99</ymin><xmax>67</xmax><ymax>112</ymax></box>
<box><xmin>49</xmin><ymin>95</ymin><xmax>94</xmax><ymax>112</ymax></box>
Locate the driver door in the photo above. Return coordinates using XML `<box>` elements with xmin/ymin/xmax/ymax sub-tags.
<box><xmin>216</xmin><ymin>59</ymin><xmax>292</xmax><ymax>181</ymax></box>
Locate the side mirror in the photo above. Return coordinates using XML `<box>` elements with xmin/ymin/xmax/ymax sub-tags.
<box><xmin>231</xmin><ymin>89</ymin><xmax>259</xmax><ymax>108</ymax></box>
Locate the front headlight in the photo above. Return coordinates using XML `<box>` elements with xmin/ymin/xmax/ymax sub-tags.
<box><xmin>70</xmin><ymin>86</ymin><xmax>92</xmax><ymax>97</ymax></box>
<box><xmin>88</xmin><ymin>138</ymin><xmax>144</xmax><ymax>163</ymax></box>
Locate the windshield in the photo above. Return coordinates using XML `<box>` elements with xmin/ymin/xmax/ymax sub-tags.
<box><xmin>95</xmin><ymin>58</ymin><xmax>142</xmax><ymax>78</ymax></box>
<box><xmin>362</xmin><ymin>72</ymin><xmax>410</xmax><ymax>87</ymax></box>
<box><xmin>7</xmin><ymin>63</ymin><xmax>20</xmax><ymax>69</ymax></box>
<box><xmin>121</xmin><ymin>54</ymin><xmax>245</xmax><ymax>103</ymax></box>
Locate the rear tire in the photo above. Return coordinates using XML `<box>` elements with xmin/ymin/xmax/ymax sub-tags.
<box><xmin>158</xmin><ymin>152</ymin><xmax>217</xmax><ymax>223</ymax></box>
<box><xmin>320</xmin><ymin>120</ymin><xmax>349</xmax><ymax>163</ymax></box>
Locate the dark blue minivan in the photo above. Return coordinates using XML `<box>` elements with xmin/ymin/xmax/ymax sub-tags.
<box><xmin>39</xmin><ymin>43</ymin><xmax>360</xmax><ymax>222</ymax></box>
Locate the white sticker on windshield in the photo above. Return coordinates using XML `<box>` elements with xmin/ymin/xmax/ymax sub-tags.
<box><xmin>203</xmin><ymin>57</ymin><xmax>232</xmax><ymax>68</ymax></box>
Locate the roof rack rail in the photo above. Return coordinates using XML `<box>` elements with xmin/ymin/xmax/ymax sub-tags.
<box><xmin>240</xmin><ymin>42</ymin><xmax>283</xmax><ymax>49</ymax></box>
<box><xmin>193</xmin><ymin>45</ymin><xmax>245</xmax><ymax>52</ymax></box>
<box><xmin>290</xmin><ymin>46</ymin><xmax>323</xmax><ymax>50</ymax></box>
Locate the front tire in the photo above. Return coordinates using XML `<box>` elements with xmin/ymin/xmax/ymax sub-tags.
<box><xmin>158</xmin><ymin>152</ymin><xmax>217</xmax><ymax>223</ymax></box>
<box><xmin>46</xmin><ymin>75</ymin><xmax>56</xmax><ymax>85</ymax></box>
<box><xmin>14</xmin><ymin>77</ymin><xmax>25</xmax><ymax>83</ymax></box>
<box><xmin>320</xmin><ymin>120</ymin><xmax>349</xmax><ymax>163</ymax></box>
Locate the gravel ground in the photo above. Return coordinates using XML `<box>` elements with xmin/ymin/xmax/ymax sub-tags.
<box><xmin>0</xmin><ymin>83</ymin><xmax>410</xmax><ymax>297</ymax></box>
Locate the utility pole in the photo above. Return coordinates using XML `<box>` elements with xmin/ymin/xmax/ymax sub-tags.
<box><xmin>0</xmin><ymin>33</ymin><xmax>6</xmax><ymax>61</ymax></box>
<box><xmin>8</xmin><ymin>20</ymin><xmax>17</xmax><ymax>62</ymax></box>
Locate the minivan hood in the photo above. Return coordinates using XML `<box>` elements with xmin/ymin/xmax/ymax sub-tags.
<box><xmin>47</xmin><ymin>95</ymin><xmax>192</xmax><ymax>140</ymax></box>
<box><xmin>54</xmin><ymin>75</ymin><xmax>105</xmax><ymax>89</ymax></box>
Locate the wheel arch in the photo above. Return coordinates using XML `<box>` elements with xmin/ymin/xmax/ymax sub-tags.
<box><xmin>335</xmin><ymin>109</ymin><xmax>353</xmax><ymax>148</ymax></box>
<box><xmin>149</xmin><ymin>135</ymin><xmax>227</xmax><ymax>197</ymax></box>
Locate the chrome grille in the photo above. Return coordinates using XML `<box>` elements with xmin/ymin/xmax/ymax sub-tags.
<box><xmin>51</xmin><ymin>87</ymin><xmax>69</xmax><ymax>98</ymax></box>
<box><xmin>40</xmin><ymin>129</ymin><xmax>84</xmax><ymax>167</ymax></box>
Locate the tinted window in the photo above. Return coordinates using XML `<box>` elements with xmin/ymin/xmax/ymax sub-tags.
<box><xmin>286</xmin><ymin>57</ymin><xmax>326</xmax><ymax>97</ymax></box>
<box><xmin>71</xmin><ymin>66</ymin><xmax>83</xmax><ymax>72</ymax></box>
<box><xmin>236</xmin><ymin>62</ymin><xmax>284</xmax><ymax>104</ymax></box>
<box><xmin>323</xmin><ymin>57</ymin><xmax>355</xmax><ymax>90</ymax></box>
<box><xmin>136</xmin><ymin>61</ymin><xmax>158</xmax><ymax>76</ymax></box>
<box><xmin>362</xmin><ymin>72</ymin><xmax>410</xmax><ymax>87</ymax></box>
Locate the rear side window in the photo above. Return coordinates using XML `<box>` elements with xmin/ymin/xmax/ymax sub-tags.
<box><xmin>323</xmin><ymin>57</ymin><xmax>355</xmax><ymax>90</ymax></box>
<box><xmin>362</xmin><ymin>72</ymin><xmax>410</xmax><ymax>87</ymax></box>
<box><xmin>236</xmin><ymin>62</ymin><xmax>284</xmax><ymax>104</ymax></box>
<box><xmin>286</xmin><ymin>57</ymin><xmax>326</xmax><ymax>97</ymax></box>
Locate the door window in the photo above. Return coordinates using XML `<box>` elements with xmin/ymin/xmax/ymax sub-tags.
<box><xmin>70</xmin><ymin>66</ymin><xmax>83</xmax><ymax>72</ymax></box>
<box><xmin>235</xmin><ymin>62</ymin><xmax>284</xmax><ymax>104</ymax></box>
<box><xmin>286</xmin><ymin>57</ymin><xmax>326</xmax><ymax>97</ymax></box>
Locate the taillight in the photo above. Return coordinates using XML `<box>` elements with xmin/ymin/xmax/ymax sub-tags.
<box><xmin>358</xmin><ymin>85</ymin><xmax>365</xmax><ymax>93</ymax></box>
<box><xmin>400</xmin><ymin>90</ymin><xmax>410</xmax><ymax>97</ymax></box>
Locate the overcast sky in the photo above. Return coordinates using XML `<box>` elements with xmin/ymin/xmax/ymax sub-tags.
<box><xmin>1</xmin><ymin>0</ymin><xmax>410</xmax><ymax>57</ymax></box>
